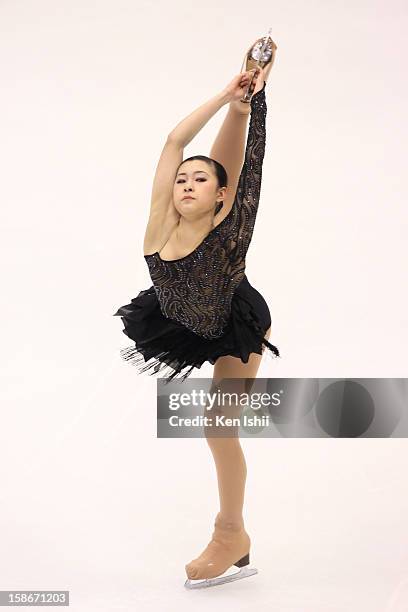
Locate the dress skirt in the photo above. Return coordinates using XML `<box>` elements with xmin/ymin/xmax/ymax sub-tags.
<box><xmin>113</xmin><ymin>275</ymin><xmax>280</xmax><ymax>383</ymax></box>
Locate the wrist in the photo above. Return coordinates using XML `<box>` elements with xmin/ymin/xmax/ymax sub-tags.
<box><xmin>229</xmin><ymin>99</ymin><xmax>251</xmax><ymax>115</ymax></box>
<box><xmin>217</xmin><ymin>89</ymin><xmax>232</xmax><ymax>106</ymax></box>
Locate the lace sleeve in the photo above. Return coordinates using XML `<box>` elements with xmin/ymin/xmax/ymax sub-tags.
<box><xmin>220</xmin><ymin>80</ymin><xmax>268</xmax><ymax>264</ymax></box>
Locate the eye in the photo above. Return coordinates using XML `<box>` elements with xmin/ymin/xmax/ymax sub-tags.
<box><xmin>176</xmin><ymin>178</ymin><xmax>207</xmax><ymax>183</ymax></box>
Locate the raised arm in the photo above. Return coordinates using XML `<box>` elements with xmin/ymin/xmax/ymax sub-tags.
<box><xmin>148</xmin><ymin>74</ymin><xmax>257</xmax><ymax>224</ymax></box>
<box><xmin>145</xmin><ymin>89</ymin><xmax>231</xmax><ymax>254</ymax></box>
<box><xmin>148</xmin><ymin>87</ymin><xmax>229</xmax><ymax>221</ymax></box>
<box><xmin>221</xmin><ymin>81</ymin><xmax>268</xmax><ymax>262</ymax></box>
<box><xmin>209</xmin><ymin>106</ymin><xmax>250</xmax><ymax>218</ymax></box>
<box><xmin>209</xmin><ymin>71</ymin><xmax>269</xmax><ymax>219</ymax></box>
<box><xmin>168</xmin><ymin>90</ymin><xmax>230</xmax><ymax>147</ymax></box>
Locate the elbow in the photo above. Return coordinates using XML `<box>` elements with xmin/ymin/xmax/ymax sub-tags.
<box><xmin>167</xmin><ymin>132</ymin><xmax>184</xmax><ymax>146</ymax></box>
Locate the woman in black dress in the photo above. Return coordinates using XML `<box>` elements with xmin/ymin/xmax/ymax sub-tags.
<box><xmin>114</xmin><ymin>34</ymin><xmax>280</xmax><ymax>588</ymax></box>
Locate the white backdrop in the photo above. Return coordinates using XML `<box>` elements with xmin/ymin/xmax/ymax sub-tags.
<box><xmin>1</xmin><ymin>1</ymin><xmax>408</xmax><ymax>610</ymax></box>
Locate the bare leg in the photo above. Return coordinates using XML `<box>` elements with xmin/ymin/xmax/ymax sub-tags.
<box><xmin>207</xmin><ymin>325</ymin><xmax>271</xmax><ymax>524</ymax></box>
<box><xmin>185</xmin><ymin>327</ymin><xmax>272</xmax><ymax>580</ymax></box>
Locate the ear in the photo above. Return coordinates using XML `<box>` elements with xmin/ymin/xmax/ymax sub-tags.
<box><xmin>217</xmin><ymin>186</ymin><xmax>227</xmax><ymax>201</ymax></box>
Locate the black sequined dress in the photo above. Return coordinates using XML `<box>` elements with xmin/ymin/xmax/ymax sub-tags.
<box><xmin>114</xmin><ymin>82</ymin><xmax>280</xmax><ymax>382</ymax></box>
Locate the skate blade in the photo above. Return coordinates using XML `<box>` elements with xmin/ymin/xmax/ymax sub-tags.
<box><xmin>184</xmin><ymin>565</ymin><xmax>258</xmax><ymax>589</ymax></box>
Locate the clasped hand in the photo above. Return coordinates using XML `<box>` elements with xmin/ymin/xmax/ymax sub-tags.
<box><xmin>221</xmin><ymin>67</ymin><xmax>265</xmax><ymax>111</ymax></box>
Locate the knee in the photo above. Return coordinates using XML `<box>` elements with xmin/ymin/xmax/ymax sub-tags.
<box><xmin>203</xmin><ymin>403</ymin><xmax>242</xmax><ymax>442</ymax></box>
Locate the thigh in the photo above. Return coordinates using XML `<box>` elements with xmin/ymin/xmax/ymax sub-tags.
<box><xmin>204</xmin><ymin>326</ymin><xmax>272</xmax><ymax>438</ymax></box>
<box><xmin>212</xmin><ymin>325</ymin><xmax>272</xmax><ymax>384</ymax></box>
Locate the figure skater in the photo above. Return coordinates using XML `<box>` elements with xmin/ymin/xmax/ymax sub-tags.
<box><xmin>114</xmin><ymin>31</ymin><xmax>280</xmax><ymax>588</ymax></box>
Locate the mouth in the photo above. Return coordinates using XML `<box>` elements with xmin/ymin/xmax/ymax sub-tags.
<box><xmin>182</xmin><ymin>196</ymin><xmax>195</xmax><ymax>200</ymax></box>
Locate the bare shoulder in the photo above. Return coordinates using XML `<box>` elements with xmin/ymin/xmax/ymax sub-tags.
<box><xmin>143</xmin><ymin>197</ymin><xmax>180</xmax><ymax>256</ymax></box>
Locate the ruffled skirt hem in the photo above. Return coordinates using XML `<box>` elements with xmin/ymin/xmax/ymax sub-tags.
<box><xmin>113</xmin><ymin>285</ymin><xmax>280</xmax><ymax>384</ymax></box>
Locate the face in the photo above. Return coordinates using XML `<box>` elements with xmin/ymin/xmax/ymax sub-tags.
<box><xmin>173</xmin><ymin>160</ymin><xmax>227</xmax><ymax>219</ymax></box>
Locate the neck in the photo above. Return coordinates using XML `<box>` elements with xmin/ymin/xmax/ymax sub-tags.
<box><xmin>176</xmin><ymin>214</ymin><xmax>214</xmax><ymax>244</ymax></box>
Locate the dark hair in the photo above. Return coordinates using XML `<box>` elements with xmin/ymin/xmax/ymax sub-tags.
<box><xmin>176</xmin><ymin>155</ymin><xmax>228</xmax><ymax>216</ymax></box>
